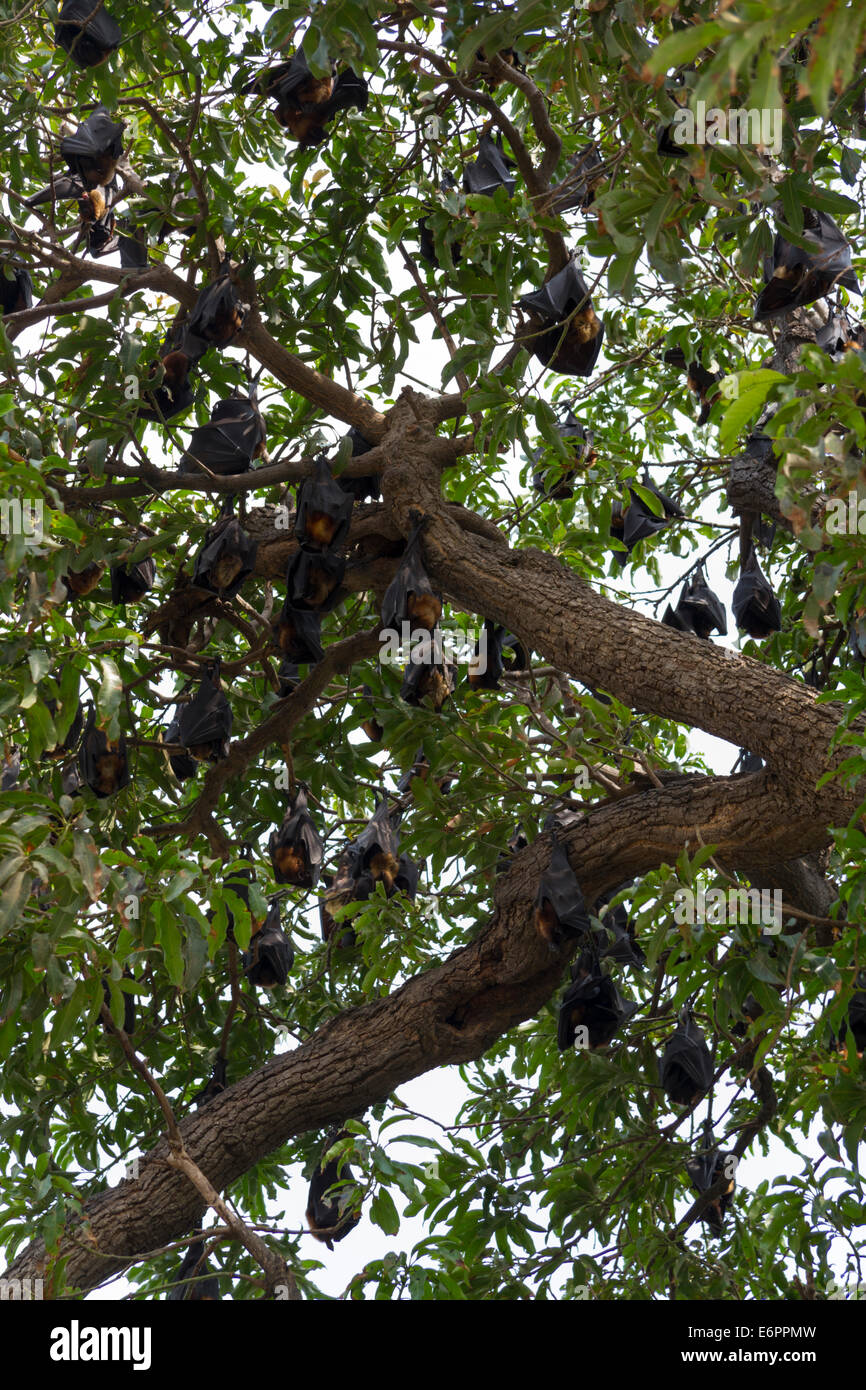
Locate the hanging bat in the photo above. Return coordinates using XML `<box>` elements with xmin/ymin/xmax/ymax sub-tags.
<box><xmin>191</xmin><ymin>1055</ymin><xmax>228</xmax><ymax>1108</ymax></box>
<box><xmin>591</xmin><ymin>890</ymin><xmax>646</xmax><ymax>967</ymax></box>
<box><xmin>79</xmin><ymin>707</ymin><xmax>130</xmax><ymax>798</ymax></box>
<box><xmin>657</xmin><ymin>122</ymin><xmax>689</xmax><ymax>158</ymax></box>
<box><xmin>248</xmin><ymin>51</ymin><xmax>368</xmax><ymax>147</ymax></box>
<box><xmin>60</xmin><ymin>106</ymin><xmax>125</xmax><ymax>185</ymax></box>
<box><xmin>110</xmin><ymin>543</ymin><xmax>156</xmax><ymax>604</ymax></box>
<box><xmin>664</xmin><ymin>566</ymin><xmax>727</xmax><ymax>639</ymax></box>
<box><xmin>532</xmin><ymin>411</ymin><xmax>595</xmax><ymax>498</ymax></box>
<box><xmin>101</xmin><ymin>967</ymin><xmax>135</xmax><ymax>1035</ymax></box>
<box><xmin>193</xmin><ymin>507</ymin><xmax>257</xmax><ymax>598</ymax></box>
<box><xmin>295</xmin><ymin>454</ymin><xmax>354</xmax><ymax>551</ymax></box>
<box><xmin>396</xmin><ymin>747</ymin><xmax>455</xmax><ymax>797</ymax></box>
<box><xmin>54</xmin><ymin>0</ymin><xmax>123</xmax><ymax>68</ymax></box>
<box><xmin>659</xmin><ymin>1012</ymin><xmax>714</xmax><ymax>1106</ymax></box>
<box><xmin>187</xmin><ymin>262</ymin><xmax>249</xmax><ymax>347</ymax></box>
<box><xmin>0</xmin><ymin>265</ymin><xmax>33</xmax><ymax>315</ymax></box>
<box><xmin>381</xmin><ymin>520</ymin><xmax>442</xmax><ymax>632</ymax></box>
<box><xmin>393</xmin><ymin>852</ymin><xmax>421</xmax><ymax>900</ymax></box>
<box><xmin>754</xmin><ymin>209</ymin><xmax>861</xmax><ymax>320</ymax></box>
<box><xmin>816</xmin><ymin>308</ymin><xmax>866</xmax><ymax>360</ymax></box>
<box><xmin>736</xmin><ymin>749</ymin><xmax>764</xmax><ymax>774</ymax></box>
<box><xmin>319</xmin><ymin>857</ymin><xmax>360</xmax><ymax>947</ymax></box>
<box><xmin>463</xmin><ymin>132</ymin><xmax>517</xmax><ymax>197</ymax></box>
<box><xmin>63</xmin><ymin>560</ymin><xmax>105</xmax><ymax>598</ymax></box>
<box><xmin>221</xmin><ymin>855</ymin><xmax>257</xmax><ymax>943</ymax></box>
<box><xmin>346</xmin><ymin>797</ymin><xmax>402</xmax><ymax>891</ymax></box>
<box><xmin>44</xmin><ymin>694</ymin><xmax>83</xmax><ymax>758</ymax></box>
<box><xmin>495</xmin><ymin>822</ymin><xmax>528</xmax><ymax>874</ymax></box>
<box><xmin>473</xmin><ymin>46</ymin><xmax>526</xmax><ymax>91</ymax></box>
<box><xmin>401</xmin><ymin>639</ymin><xmax>456</xmax><ymax>711</ymax></box>
<box><xmin>468</xmin><ymin>620</ymin><xmax>527</xmax><ymax>690</ymax></box>
<box><xmin>163</xmin><ymin>711</ymin><xmax>198</xmax><ymax>782</ymax></box>
<box><xmin>272</xmin><ymin>603</ymin><xmax>325</xmax><ymax>665</ymax></box>
<box><xmin>684</xmin><ymin>1145</ymin><xmax>736</xmax><ymax>1234</ymax></box>
<box><xmin>176</xmin><ymin>662</ymin><xmax>232</xmax><ymax>762</ymax></box>
<box><xmin>336</xmin><ymin>427</ymin><xmax>381</xmax><ymax>503</ymax></box>
<box><xmin>554</xmin><ymin>142</ymin><xmax>604</xmax><ymax>213</ymax></box>
<box><xmin>306</xmin><ymin>1136</ymin><xmax>362</xmax><ymax>1248</ymax></box>
<box><xmin>269</xmin><ymin>785</ymin><xmax>324</xmax><ymax>888</ymax></box>
<box><xmin>243</xmin><ymin>898</ymin><xmax>294</xmax><ymax>989</ymax></box>
<box><xmin>557</xmin><ymin>960</ymin><xmax>638</xmax><ymax>1049</ymax></box>
<box><xmin>664</xmin><ymin>348</ymin><xmax>721</xmax><ymax>425</ymax></box>
<box><xmin>518</xmin><ymin>259</ymin><xmax>604</xmax><ymax>376</ymax></box>
<box><xmin>179</xmin><ymin>395</ymin><xmax>265</xmax><ymax>476</ymax></box>
<box><xmin>732</xmin><ymin>546</ymin><xmax>782</xmax><ymax>637</ymax></box>
<box><xmin>284</xmin><ymin>548</ymin><xmax>346</xmax><ymax>611</ymax></box>
<box><xmin>117</xmin><ymin>223</ymin><xmax>148</xmax><ymax>270</ymax></box>
<box><xmin>139</xmin><ymin>323</ymin><xmax>208</xmax><ymax>423</ymax></box>
<box><xmin>617</xmin><ymin>472</ymin><xmax>683</xmax><ymax>558</ymax></box>
<box><xmin>849</xmin><ymin>623</ymin><xmax>866</xmax><ymax>664</ymax></box>
<box><xmin>418</xmin><ymin>172</ymin><xmax>463</xmax><ymax>270</ymax></box>
<box><xmin>534</xmin><ymin>840</ymin><xmax>591</xmax><ymax>949</ymax></box>
<box><xmin>167</xmin><ymin>1241</ymin><xmax>220</xmax><ymax>1301</ymax></box>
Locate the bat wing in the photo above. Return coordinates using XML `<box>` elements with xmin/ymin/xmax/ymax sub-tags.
<box><xmin>176</xmin><ymin>674</ymin><xmax>232</xmax><ymax>751</ymax></box>
<box><xmin>535</xmin><ymin>841</ymin><xmax>591</xmax><ymax>937</ymax></box>
<box><xmin>163</xmin><ymin>713</ymin><xmax>198</xmax><ymax>781</ymax></box>
<box><xmin>179</xmin><ymin>423</ymin><xmax>253</xmax><ymax>476</ymax></box>
<box><xmin>463</xmin><ymin>132</ymin><xmax>517</xmax><ymax>197</ymax></box>
<box><xmin>296</xmin><ymin>454</ymin><xmax>355</xmax><ymax>550</ymax></box>
<box><xmin>110</xmin><ymin>556</ymin><xmax>155</xmax><ymax>604</ymax></box>
<box><xmin>285</xmin><ymin>548</ymin><xmax>346</xmax><ymax>610</ymax></box>
<box><xmin>78</xmin><ymin>708</ymin><xmax>130</xmax><ymax>798</ymax></box>
<box><xmin>347</xmin><ymin>797</ymin><xmax>399</xmax><ymax>876</ymax></box>
<box><xmin>1</xmin><ymin>750</ymin><xmax>20</xmax><ymax>791</ymax></box>
<box><xmin>60</xmin><ymin>107</ymin><xmax>125</xmax><ymax>176</ymax></box>
<box><xmin>244</xmin><ymin>911</ymin><xmax>294</xmax><ymax>987</ymax></box>
<box><xmin>678</xmin><ymin>569</ymin><xmax>727</xmax><ymax>637</ymax></box>
<box><xmin>272</xmin><ymin>603</ymin><xmax>325</xmax><ymax>664</ymax></box>
<box><xmin>187</xmin><ymin>272</ymin><xmax>247</xmax><ymax>345</ymax></box>
<box><xmin>193</xmin><ymin>515</ymin><xmax>257</xmax><ymax>596</ymax></box>
<box><xmin>381</xmin><ymin>523</ymin><xmax>441</xmax><ymax>631</ymax></box>
<box><xmin>732</xmin><ymin>550</ymin><xmax>781</xmax><ymax>634</ymax></box>
<box><xmin>26</xmin><ymin>175</ymin><xmax>86</xmax><ymax>206</ymax></box>
<box><xmin>270</xmin><ymin>788</ymin><xmax>324</xmax><ymax>887</ymax></box>
<box><xmin>660</xmin><ymin>1019</ymin><xmax>714</xmax><ymax>1093</ymax></box>
<box><xmin>247</xmin><ymin>49</ymin><xmax>313</xmax><ymax>101</ymax></box>
<box><xmin>118</xmin><ymin>228</ymin><xmax>148</xmax><ymax>269</ymax></box>
<box><xmin>519</xmin><ymin>260</ymin><xmax>591</xmax><ymax>322</ymax></box>
<box><xmin>55</xmin><ymin>1</ymin><xmax>122</xmax><ymax>67</ymax></box>
<box><xmin>317</xmin><ymin>67</ymin><xmax>368</xmax><ymax>121</ymax></box>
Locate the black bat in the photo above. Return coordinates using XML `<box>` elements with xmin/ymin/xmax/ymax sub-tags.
<box><xmin>248</xmin><ymin>51</ymin><xmax>367</xmax><ymax>147</ymax></box>
<box><xmin>44</xmin><ymin>693</ymin><xmax>83</xmax><ymax>758</ymax></box>
<box><xmin>468</xmin><ymin>620</ymin><xmax>527</xmax><ymax>690</ymax></box>
<box><xmin>295</xmin><ymin>454</ymin><xmax>355</xmax><ymax>551</ymax></box>
<box><xmin>664</xmin><ymin>348</ymin><xmax>721</xmax><ymax>425</ymax></box>
<box><xmin>110</xmin><ymin>543</ymin><xmax>156</xmax><ymax>605</ymax></box>
<box><xmin>381</xmin><ymin>520</ymin><xmax>442</xmax><ymax>632</ymax></box>
<box><xmin>163</xmin><ymin>711</ymin><xmax>198</xmax><ymax>781</ymax></box>
<box><xmin>54</xmin><ymin>0</ymin><xmax>122</xmax><ymax>69</ymax></box>
<box><xmin>396</xmin><ymin>747</ymin><xmax>455</xmax><ymax>796</ymax></box>
<box><xmin>495</xmin><ymin>822</ymin><xmax>528</xmax><ymax>874</ymax></box>
<box><xmin>221</xmin><ymin>854</ymin><xmax>257</xmax><ymax>943</ymax></box>
<box><xmin>474</xmin><ymin>45</ymin><xmax>526</xmax><ymax>91</ymax></box>
<box><xmin>554</xmin><ymin>142</ymin><xmax>604</xmax><ymax>212</ymax></box>
<box><xmin>591</xmin><ymin>891</ymin><xmax>646</xmax><ymax>967</ymax></box>
<box><xmin>0</xmin><ymin>265</ymin><xmax>33</xmax><ymax>316</ymax></box>
<box><xmin>346</xmin><ymin>797</ymin><xmax>402</xmax><ymax>891</ymax></box>
<box><xmin>838</xmin><ymin>972</ymin><xmax>866</xmax><ymax>1055</ymax></box>
<box><xmin>319</xmin><ymin>858</ymin><xmax>360</xmax><ymax>947</ymax></box>
<box><xmin>179</xmin><ymin>395</ymin><xmax>265</xmax><ymax>475</ymax></box>
<box><xmin>176</xmin><ymin>663</ymin><xmax>232</xmax><ymax>763</ymax></box>
<box><xmin>534</xmin><ymin>840</ymin><xmax>591</xmax><ymax>949</ymax></box>
<box><xmin>186</xmin><ymin>262</ymin><xmax>248</xmax><ymax>347</ymax></box>
<box><xmin>167</xmin><ymin>1241</ymin><xmax>220</xmax><ymax>1301</ymax></box>
<box><xmin>272</xmin><ymin>603</ymin><xmax>325</xmax><ymax>665</ymax></box>
<box><xmin>732</xmin><ymin>546</ymin><xmax>782</xmax><ymax>638</ymax></box>
<box><xmin>193</xmin><ymin>507</ymin><xmax>258</xmax><ymax>598</ymax></box>
<box><xmin>269</xmin><ymin>785</ymin><xmax>324</xmax><ymax>888</ymax></box>
<box><xmin>463</xmin><ymin>131</ymin><xmax>517</xmax><ymax>197</ymax></box>
<box><xmin>849</xmin><ymin>622</ymin><xmax>866</xmax><ymax>664</ymax></box>
<box><xmin>79</xmin><ymin>707</ymin><xmax>130</xmax><ymax>798</ymax></box>
<box><xmin>243</xmin><ymin>899</ymin><xmax>294</xmax><ymax>989</ymax></box>
<box><xmin>117</xmin><ymin>223</ymin><xmax>149</xmax><ymax>270</ymax></box>
<box><xmin>139</xmin><ymin>323</ymin><xmax>208</xmax><ymax>423</ymax></box>
<box><xmin>400</xmin><ymin>637</ymin><xmax>456</xmax><ymax>711</ymax></box>
<box><xmin>816</xmin><ymin>308</ymin><xmax>866</xmax><ymax>360</ymax></box>
<box><xmin>664</xmin><ymin>566</ymin><xmax>727</xmax><ymax>639</ymax></box>
<box><xmin>518</xmin><ymin>259</ymin><xmax>604</xmax><ymax>376</ymax></box>
<box><xmin>60</xmin><ymin>106</ymin><xmax>125</xmax><ymax>186</ymax></box>
<box><xmin>659</xmin><ymin>1012</ymin><xmax>714</xmax><ymax>1106</ymax></box>
<box><xmin>101</xmin><ymin>968</ymin><xmax>135</xmax><ymax>1035</ymax></box>
<box><xmin>557</xmin><ymin>959</ymin><xmax>638</xmax><ymax>1050</ymax></box>
<box><xmin>191</xmin><ymin>1055</ymin><xmax>228</xmax><ymax>1109</ymax></box>
<box><xmin>336</xmin><ymin>427</ymin><xmax>381</xmax><ymax>503</ymax></box>
<box><xmin>284</xmin><ymin>547</ymin><xmax>346</xmax><ymax>611</ymax></box>
<box><xmin>418</xmin><ymin>173</ymin><xmax>463</xmax><ymax>270</ymax></box>
<box><xmin>754</xmin><ymin>209</ymin><xmax>861</xmax><ymax>320</ymax></box>
<box><xmin>684</xmin><ymin>1145</ymin><xmax>736</xmax><ymax>1234</ymax></box>
<box><xmin>736</xmin><ymin>749</ymin><xmax>764</xmax><ymax>774</ymax></box>
<box><xmin>532</xmin><ymin>410</ymin><xmax>595</xmax><ymax>498</ymax></box>
<box><xmin>657</xmin><ymin>122</ymin><xmax>689</xmax><ymax>158</ymax></box>
<box><xmin>617</xmin><ymin>473</ymin><xmax>683</xmax><ymax>559</ymax></box>
<box><xmin>306</xmin><ymin>1135</ymin><xmax>362</xmax><ymax>1248</ymax></box>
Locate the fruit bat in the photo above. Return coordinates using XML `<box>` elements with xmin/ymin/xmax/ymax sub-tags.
<box><xmin>474</xmin><ymin>46</ymin><xmax>526</xmax><ymax>90</ymax></box>
<box><xmin>381</xmin><ymin>521</ymin><xmax>442</xmax><ymax>633</ymax></box>
<box><xmin>346</xmin><ymin>797</ymin><xmax>401</xmax><ymax>891</ymax></box>
<box><xmin>534</xmin><ymin>840</ymin><xmax>591</xmax><ymax>949</ymax></box>
<box><xmin>319</xmin><ymin>858</ymin><xmax>360</xmax><ymax>947</ymax></box>
<box><xmin>737</xmin><ymin>749</ymin><xmax>764</xmax><ymax>773</ymax></box>
<box><xmin>684</xmin><ymin>1145</ymin><xmax>736</xmax><ymax>1234</ymax></box>
<box><xmin>616</xmin><ymin>473</ymin><xmax>683</xmax><ymax>560</ymax></box>
<box><xmin>732</xmin><ymin>546</ymin><xmax>782</xmax><ymax>637</ymax></box>
<box><xmin>418</xmin><ymin>172</ymin><xmax>463</xmax><ymax>271</ymax></box>
<box><xmin>79</xmin><ymin>707</ymin><xmax>131</xmax><ymax>798</ymax></box>
<box><xmin>657</xmin><ymin>122</ymin><xmax>688</xmax><ymax>158</ymax></box>
<box><xmin>248</xmin><ymin>50</ymin><xmax>368</xmax><ymax>147</ymax></box>
<box><xmin>176</xmin><ymin>663</ymin><xmax>232</xmax><ymax>762</ymax></box>
<box><xmin>396</xmin><ymin>747</ymin><xmax>455</xmax><ymax>796</ymax></box>
<box><xmin>1</xmin><ymin>749</ymin><xmax>20</xmax><ymax>791</ymax></box>
<box><xmin>659</xmin><ymin>1013</ymin><xmax>714</xmax><ymax>1106</ymax></box>
<box><xmin>532</xmin><ymin>411</ymin><xmax>595</xmax><ymax>498</ymax></box>
<box><xmin>816</xmin><ymin>308</ymin><xmax>866</xmax><ymax>360</ymax></box>
<box><xmin>54</xmin><ymin>0</ymin><xmax>122</xmax><ymax>68</ymax></box>
<box><xmin>221</xmin><ymin>856</ymin><xmax>257</xmax><ymax>943</ymax></box>
<box><xmin>336</xmin><ymin>427</ymin><xmax>380</xmax><ymax>503</ymax></box>
<box><xmin>468</xmin><ymin>620</ymin><xmax>527</xmax><ymax>690</ymax></box>
<box><xmin>167</xmin><ymin>1241</ymin><xmax>220</xmax><ymax>1301</ymax></box>
<box><xmin>555</xmin><ymin>142</ymin><xmax>604</xmax><ymax>212</ymax></box>
<box><xmin>110</xmin><ymin>547</ymin><xmax>156</xmax><ymax>604</ymax></box>
<box><xmin>63</xmin><ymin>559</ymin><xmax>104</xmax><ymax>599</ymax></box>
<box><xmin>117</xmin><ymin>223</ymin><xmax>148</xmax><ymax>270</ymax></box>
<box><xmin>101</xmin><ymin>968</ymin><xmax>135</xmax><ymax>1034</ymax></box>
<box><xmin>139</xmin><ymin>323</ymin><xmax>208</xmax><ymax>423</ymax></box>
<box><xmin>518</xmin><ymin>260</ymin><xmax>604</xmax><ymax>376</ymax></box>
<box><xmin>400</xmin><ymin>638</ymin><xmax>456</xmax><ymax>711</ymax></box>
<box><xmin>285</xmin><ymin>547</ymin><xmax>346</xmax><ymax>611</ymax></box>
<box><xmin>754</xmin><ymin>209</ymin><xmax>861</xmax><ymax>320</ymax></box>
<box><xmin>193</xmin><ymin>507</ymin><xmax>258</xmax><ymax>598</ymax></box>
<box><xmin>163</xmin><ymin>711</ymin><xmax>198</xmax><ymax>782</ymax></box>
<box><xmin>295</xmin><ymin>455</ymin><xmax>354</xmax><ymax>551</ymax></box>
<box><xmin>269</xmin><ymin>785</ymin><xmax>324</xmax><ymax>888</ymax></box>
<box><xmin>271</xmin><ymin>603</ymin><xmax>325</xmax><ymax>665</ymax></box>
<box><xmin>187</xmin><ymin>263</ymin><xmax>248</xmax><ymax>347</ymax></box>
<box><xmin>60</xmin><ymin>106</ymin><xmax>125</xmax><ymax>186</ymax></box>
<box><xmin>664</xmin><ymin>566</ymin><xmax>727</xmax><ymax>639</ymax></box>
<box><xmin>463</xmin><ymin>132</ymin><xmax>517</xmax><ymax>197</ymax></box>
<box><xmin>557</xmin><ymin>959</ymin><xmax>638</xmax><ymax>1050</ymax></box>
<box><xmin>0</xmin><ymin>265</ymin><xmax>33</xmax><ymax>315</ymax></box>
<box><xmin>192</xmin><ymin>1055</ymin><xmax>228</xmax><ymax>1108</ymax></box>
<box><xmin>306</xmin><ymin>1137</ymin><xmax>362</xmax><ymax>1248</ymax></box>
<box><xmin>179</xmin><ymin>396</ymin><xmax>265</xmax><ymax>475</ymax></box>
<box><xmin>664</xmin><ymin>348</ymin><xmax>721</xmax><ymax>425</ymax></box>
<box><xmin>359</xmin><ymin>685</ymin><xmax>384</xmax><ymax>742</ymax></box>
<box><xmin>592</xmin><ymin>891</ymin><xmax>646</xmax><ymax>967</ymax></box>
<box><xmin>243</xmin><ymin>899</ymin><xmax>294</xmax><ymax>989</ymax></box>
<box><xmin>277</xmin><ymin>658</ymin><xmax>300</xmax><ymax>696</ymax></box>
<box><xmin>44</xmin><ymin>694</ymin><xmax>83</xmax><ymax>758</ymax></box>
<box><xmin>849</xmin><ymin>621</ymin><xmax>866</xmax><ymax>664</ymax></box>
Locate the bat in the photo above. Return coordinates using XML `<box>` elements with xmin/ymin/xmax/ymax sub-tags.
<box><xmin>557</xmin><ymin>959</ymin><xmax>638</xmax><ymax>1049</ymax></box>
<box><xmin>110</xmin><ymin>545</ymin><xmax>156</xmax><ymax>605</ymax></box>
<box><xmin>359</xmin><ymin>684</ymin><xmax>384</xmax><ymax>742</ymax></box>
<box><xmin>754</xmin><ymin>209</ymin><xmax>861</xmax><ymax>320</ymax></box>
<box><xmin>319</xmin><ymin>857</ymin><xmax>360</xmax><ymax>947</ymax></box>
<box><xmin>167</xmin><ymin>1241</ymin><xmax>220</xmax><ymax>1301</ymax></box>
<box><xmin>54</xmin><ymin>0</ymin><xmax>122</xmax><ymax>68</ymax></box>
<box><xmin>659</xmin><ymin>1012</ymin><xmax>714</xmax><ymax>1106</ymax></box>
<box><xmin>664</xmin><ymin>348</ymin><xmax>721</xmax><ymax>425</ymax></box>
<box><xmin>816</xmin><ymin>308</ymin><xmax>866</xmax><ymax>360</ymax></box>
<box><xmin>191</xmin><ymin>1055</ymin><xmax>228</xmax><ymax>1108</ymax></box>
<box><xmin>736</xmin><ymin>749</ymin><xmax>764</xmax><ymax>774</ymax></box>
<box><xmin>336</xmin><ymin>427</ymin><xmax>381</xmax><ymax>503</ymax></box>
<box><xmin>468</xmin><ymin>620</ymin><xmax>527</xmax><ymax>690</ymax></box>
<box><xmin>269</xmin><ymin>785</ymin><xmax>324</xmax><ymax>888</ymax></box>
<box><xmin>0</xmin><ymin>265</ymin><xmax>33</xmax><ymax>316</ymax></box>
<box><xmin>346</xmin><ymin>797</ymin><xmax>401</xmax><ymax>891</ymax></box>
<box><xmin>617</xmin><ymin>473</ymin><xmax>683</xmax><ymax>559</ymax></box>
<box><xmin>591</xmin><ymin>890</ymin><xmax>646</xmax><ymax>967</ymax></box>
<box><xmin>306</xmin><ymin>1134</ymin><xmax>362</xmax><ymax>1248</ymax></box>
<box><xmin>533</xmin><ymin>840</ymin><xmax>591</xmax><ymax>950</ymax></box>
<box><xmin>295</xmin><ymin>454</ymin><xmax>354</xmax><ymax>552</ymax></box>
<box><xmin>284</xmin><ymin>547</ymin><xmax>346</xmax><ymax>610</ymax></box>
<box><xmin>400</xmin><ymin>638</ymin><xmax>456</xmax><ymax>711</ymax></box>
<box><xmin>381</xmin><ymin>520</ymin><xmax>442</xmax><ymax>633</ymax></box>
<box><xmin>243</xmin><ymin>898</ymin><xmax>294</xmax><ymax>989</ymax></box>
<box><xmin>163</xmin><ymin>711</ymin><xmax>198</xmax><ymax>782</ymax></box>
<box><xmin>101</xmin><ymin>968</ymin><xmax>135</xmax><ymax>1035</ymax></box>
<box><xmin>272</xmin><ymin>603</ymin><xmax>325</xmax><ymax>665</ymax></box>
<box><xmin>277</xmin><ymin>658</ymin><xmax>300</xmax><ymax>696</ymax></box>
<box><xmin>532</xmin><ymin>410</ymin><xmax>595</xmax><ymax>498</ymax></box>
<box><xmin>657</xmin><ymin>122</ymin><xmax>689</xmax><ymax>158</ymax></box>
<box><xmin>78</xmin><ymin>707</ymin><xmax>130</xmax><ymax>798</ymax></box>
<box><xmin>221</xmin><ymin>855</ymin><xmax>257</xmax><ymax>943</ymax></box>
<box><xmin>248</xmin><ymin>50</ymin><xmax>368</xmax><ymax>147</ymax></box>
<box><xmin>732</xmin><ymin>546</ymin><xmax>782</xmax><ymax>637</ymax></box>
<box><xmin>26</xmin><ymin>174</ymin><xmax>88</xmax><ymax>208</ymax></box>
<box><xmin>684</xmin><ymin>1145</ymin><xmax>736</xmax><ymax>1234</ymax></box>
<box><xmin>117</xmin><ymin>222</ymin><xmax>148</xmax><ymax>270</ymax></box>
<box><xmin>63</xmin><ymin>560</ymin><xmax>104</xmax><ymax>599</ymax></box>
<box><xmin>44</xmin><ymin>694</ymin><xmax>83</xmax><ymax>758</ymax></box>
<box><xmin>1</xmin><ymin>749</ymin><xmax>20</xmax><ymax>791</ymax></box>
<box><xmin>60</xmin><ymin>106</ymin><xmax>125</xmax><ymax>186</ymax></box>
<box><xmin>663</xmin><ymin>566</ymin><xmax>727</xmax><ymax>639</ymax></box>
<box><xmin>849</xmin><ymin>622</ymin><xmax>866</xmax><ymax>664</ymax></box>
<box><xmin>187</xmin><ymin>262</ymin><xmax>249</xmax><ymax>347</ymax></box>
<box><xmin>396</xmin><ymin>747</ymin><xmax>455</xmax><ymax>797</ymax></box>
<box><xmin>463</xmin><ymin>132</ymin><xmax>517</xmax><ymax>198</ymax></box>
<box><xmin>176</xmin><ymin>663</ymin><xmax>232</xmax><ymax>762</ymax></box>
<box><xmin>495</xmin><ymin>822</ymin><xmax>528</xmax><ymax>874</ymax></box>
<box><xmin>518</xmin><ymin>260</ymin><xmax>604</xmax><ymax>376</ymax></box>
<box><xmin>418</xmin><ymin>173</ymin><xmax>463</xmax><ymax>271</ymax></box>
<box><xmin>193</xmin><ymin>507</ymin><xmax>258</xmax><ymax>597</ymax></box>
<box><xmin>139</xmin><ymin>323</ymin><xmax>208</xmax><ymax>423</ymax></box>
<box><xmin>473</xmin><ymin>46</ymin><xmax>526</xmax><ymax>91</ymax></box>
<box><xmin>179</xmin><ymin>396</ymin><xmax>265</xmax><ymax>477</ymax></box>
<box><xmin>554</xmin><ymin>142</ymin><xmax>604</xmax><ymax>213</ymax></box>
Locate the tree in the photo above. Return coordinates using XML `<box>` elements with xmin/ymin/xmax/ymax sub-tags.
<box><xmin>1</xmin><ymin>0</ymin><xmax>865</xmax><ymax>1303</ymax></box>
